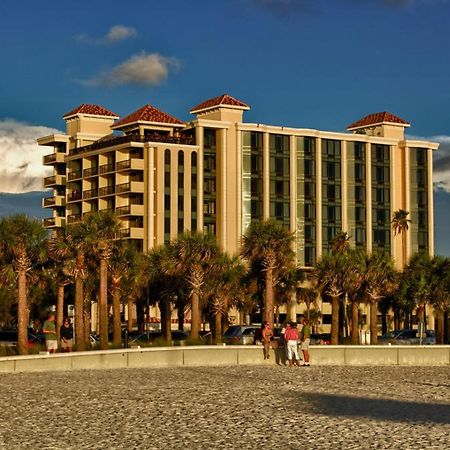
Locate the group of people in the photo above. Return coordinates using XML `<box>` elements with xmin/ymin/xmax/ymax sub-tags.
<box><xmin>34</xmin><ymin>313</ymin><xmax>74</xmax><ymax>353</ymax></box>
<box><xmin>258</xmin><ymin>318</ymin><xmax>311</xmax><ymax>366</ymax></box>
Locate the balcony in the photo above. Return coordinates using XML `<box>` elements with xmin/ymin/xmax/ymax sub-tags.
<box><xmin>116</xmin><ymin>159</ymin><xmax>144</xmax><ymax>172</ymax></box>
<box><xmin>43</xmin><ymin>174</ymin><xmax>66</xmax><ymax>187</ymax></box>
<box><xmin>99</xmin><ymin>162</ymin><xmax>115</xmax><ymax>175</ymax></box>
<box><xmin>43</xmin><ymin>152</ymin><xmax>65</xmax><ymax>165</ymax></box>
<box><xmin>83</xmin><ymin>167</ymin><xmax>99</xmax><ymax>178</ymax></box>
<box><xmin>67</xmin><ymin>214</ymin><xmax>82</xmax><ymax>224</ymax></box>
<box><xmin>115</xmin><ymin>204</ymin><xmax>144</xmax><ymax>216</ymax></box>
<box><xmin>68</xmin><ymin>170</ymin><xmax>82</xmax><ymax>181</ymax></box>
<box><xmin>67</xmin><ymin>191</ymin><xmax>82</xmax><ymax>202</ymax></box>
<box><xmin>43</xmin><ymin>195</ymin><xmax>65</xmax><ymax>208</ymax></box>
<box><xmin>116</xmin><ymin>181</ymin><xmax>144</xmax><ymax>194</ymax></box>
<box><xmin>119</xmin><ymin>227</ymin><xmax>144</xmax><ymax>239</ymax></box>
<box><xmin>98</xmin><ymin>185</ymin><xmax>115</xmax><ymax>197</ymax></box>
<box><xmin>83</xmin><ymin>188</ymin><xmax>98</xmax><ymax>200</ymax></box>
<box><xmin>43</xmin><ymin>217</ymin><xmax>65</xmax><ymax>228</ymax></box>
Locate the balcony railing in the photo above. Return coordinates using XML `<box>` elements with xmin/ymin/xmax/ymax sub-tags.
<box><xmin>83</xmin><ymin>167</ymin><xmax>98</xmax><ymax>178</ymax></box>
<box><xmin>83</xmin><ymin>188</ymin><xmax>98</xmax><ymax>200</ymax></box>
<box><xmin>68</xmin><ymin>133</ymin><xmax>195</xmax><ymax>157</ymax></box>
<box><xmin>43</xmin><ymin>218</ymin><xmax>56</xmax><ymax>227</ymax></box>
<box><xmin>68</xmin><ymin>191</ymin><xmax>82</xmax><ymax>202</ymax></box>
<box><xmin>68</xmin><ymin>170</ymin><xmax>82</xmax><ymax>181</ymax></box>
<box><xmin>116</xmin><ymin>182</ymin><xmax>131</xmax><ymax>194</ymax></box>
<box><xmin>67</xmin><ymin>214</ymin><xmax>82</xmax><ymax>224</ymax></box>
<box><xmin>116</xmin><ymin>159</ymin><xmax>132</xmax><ymax>171</ymax></box>
<box><xmin>43</xmin><ymin>154</ymin><xmax>57</xmax><ymax>164</ymax></box>
<box><xmin>99</xmin><ymin>185</ymin><xmax>115</xmax><ymax>196</ymax></box>
<box><xmin>43</xmin><ymin>197</ymin><xmax>56</xmax><ymax>207</ymax></box>
<box><xmin>43</xmin><ymin>176</ymin><xmax>56</xmax><ymax>187</ymax></box>
<box><xmin>115</xmin><ymin>205</ymin><xmax>131</xmax><ymax>216</ymax></box>
<box><xmin>99</xmin><ymin>162</ymin><xmax>115</xmax><ymax>174</ymax></box>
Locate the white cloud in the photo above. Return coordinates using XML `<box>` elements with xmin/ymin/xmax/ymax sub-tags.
<box><xmin>81</xmin><ymin>52</ymin><xmax>181</xmax><ymax>87</ymax></box>
<box><xmin>74</xmin><ymin>25</ymin><xmax>137</xmax><ymax>45</ymax></box>
<box><xmin>0</xmin><ymin>119</ymin><xmax>57</xmax><ymax>193</ymax></box>
<box><xmin>104</xmin><ymin>25</ymin><xmax>137</xmax><ymax>43</ymax></box>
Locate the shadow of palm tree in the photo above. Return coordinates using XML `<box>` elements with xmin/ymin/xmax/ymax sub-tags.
<box><xmin>288</xmin><ymin>392</ymin><xmax>450</xmax><ymax>425</ymax></box>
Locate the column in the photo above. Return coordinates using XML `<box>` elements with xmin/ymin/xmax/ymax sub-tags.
<box><xmin>365</xmin><ymin>142</ymin><xmax>372</xmax><ymax>253</ymax></box>
<box><xmin>316</xmin><ymin>137</ymin><xmax>322</xmax><ymax>259</ymax></box>
<box><xmin>263</xmin><ymin>132</ymin><xmax>270</xmax><ymax>220</ymax></box>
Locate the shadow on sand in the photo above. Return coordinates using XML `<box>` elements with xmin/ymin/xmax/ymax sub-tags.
<box><xmin>287</xmin><ymin>392</ymin><xmax>450</xmax><ymax>425</ymax></box>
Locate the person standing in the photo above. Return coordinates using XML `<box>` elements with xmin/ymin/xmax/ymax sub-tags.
<box><xmin>43</xmin><ymin>312</ymin><xmax>58</xmax><ymax>353</ymax></box>
<box><xmin>60</xmin><ymin>317</ymin><xmax>74</xmax><ymax>352</ymax></box>
<box><xmin>284</xmin><ymin>322</ymin><xmax>300</xmax><ymax>367</ymax></box>
<box><xmin>301</xmin><ymin>318</ymin><xmax>311</xmax><ymax>366</ymax></box>
<box><xmin>261</xmin><ymin>322</ymin><xmax>273</xmax><ymax>360</ymax></box>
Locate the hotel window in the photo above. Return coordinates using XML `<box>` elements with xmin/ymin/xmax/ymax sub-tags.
<box><xmin>322</xmin><ymin>139</ymin><xmax>342</xmax><ymax>254</ymax></box>
<box><xmin>164</xmin><ymin>150</ymin><xmax>171</xmax><ymax>243</ymax></box>
<box><xmin>297</xmin><ymin>136</ymin><xmax>316</xmax><ymax>266</ymax></box>
<box><xmin>269</xmin><ymin>134</ymin><xmax>290</xmax><ymax>229</ymax></box>
<box><xmin>371</xmin><ymin>144</ymin><xmax>390</xmax><ymax>252</ymax></box>
<box><xmin>410</xmin><ymin>148</ymin><xmax>428</xmax><ymax>254</ymax></box>
<box><xmin>191</xmin><ymin>152</ymin><xmax>197</xmax><ymax>231</ymax></box>
<box><xmin>242</xmin><ymin>131</ymin><xmax>263</xmax><ymax>232</ymax></box>
<box><xmin>203</xmin><ymin>129</ymin><xmax>217</xmax><ymax>235</ymax></box>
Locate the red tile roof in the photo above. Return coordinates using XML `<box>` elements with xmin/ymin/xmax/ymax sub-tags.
<box><xmin>112</xmin><ymin>104</ymin><xmax>185</xmax><ymax>128</ymax></box>
<box><xmin>190</xmin><ymin>94</ymin><xmax>250</xmax><ymax>114</ymax></box>
<box><xmin>347</xmin><ymin>112</ymin><xmax>410</xmax><ymax>130</ymax></box>
<box><xmin>63</xmin><ymin>104</ymin><xmax>119</xmax><ymax>119</ymax></box>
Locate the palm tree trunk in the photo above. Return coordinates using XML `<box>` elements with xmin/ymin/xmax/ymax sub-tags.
<box><xmin>112</xmin><ymin>288</ymin><xmax>122</xmax><ymax>347</ymax></box>
<box><xmin>370</xmin><ymin>301</ymin><xmax>378</xmax><ymax>344</ymax></box>
<box><xmin>17</xmin><ymin>270</ymin><xmax>29</xmax><ymax>355</ymax></box>
<box><xmin>56</xmin><ymin>284</ymin><xmax>64</xmax><ymax>341</ymax></box>
<box><xmin>265</xmin><ymin>268</ymin><xmax>274</xmax><ymax>328</ymax></box>
<box><xmin>436</xmin><ymin>309</ymin><xmax>444</xmax><ymax>345</ymax></box>
<box><xmin>190</xmin><ymin>290</ymin><xmax>200</xmax><ymax>340</ymax></box>
<box><xmin>84</xmin><ymin>307</ymin><xmax>91</xmax><ymax>349</ymax></box>
<box><xmin>330</xmin><ymin>295</ymin><xmax>339</xmax><ymax>345</ymax></box>
<box><xmin>75</xmin><ymin>274</ymin><xmax>85</xmax><ymax>351</ymax></box>
<box><xmin>214</xmin><ymin>311</ymin><xmax>222</xmax><ymax>344</ymax></box>
<box><xmin>160</xmin><ymin>299</ymin><xmax>172</xmax><ymax>343</ymax></box>
<box><xmin>98</xmin><ymin>258</ymin><xmax>108</xmax><ymax>350</ymax></box>
<box><xmin>351</xmin><ymin>300</ymin><xmax>360</xmax><ymax>345</ymax></box>
<box><xmin>127</xmin><ymin>298</ymin><xmax>134</xmax><ymax>332</ymax></box>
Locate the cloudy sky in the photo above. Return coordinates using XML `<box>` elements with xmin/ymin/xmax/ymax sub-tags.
<box><xmin>0</xmin><ymin>0</ymin><xmax>450</xmax><ymax>251</ymax></box>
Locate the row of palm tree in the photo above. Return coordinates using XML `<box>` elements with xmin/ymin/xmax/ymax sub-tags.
<box><xmin>0</xmin><ymin>212</ymin><xmax>449</xmax><ymax>355</ymax></box>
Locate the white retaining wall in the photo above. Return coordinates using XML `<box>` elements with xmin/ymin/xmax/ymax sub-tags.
<box><xmin>0</xmin><ymin>345</ymin><xmax>449</xmax><ymax>374</ymax></box>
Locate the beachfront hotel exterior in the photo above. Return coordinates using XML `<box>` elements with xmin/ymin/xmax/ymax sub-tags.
<box><xmin>39</xmin><ymin>94</ymin><xmax>438</xmax><ymax>265</ymax></box>
<box><xmin>38</xmin><ymin>94</ymin><xmax>439</xmax><ymax>329</ymax></box>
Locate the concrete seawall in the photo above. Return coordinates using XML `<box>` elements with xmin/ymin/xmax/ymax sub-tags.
<box><xmin>0</xmin><ymin>345</ymin><xmax>449</xmax><ymax>373</ymax></box>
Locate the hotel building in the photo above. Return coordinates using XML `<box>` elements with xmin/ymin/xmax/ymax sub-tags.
<box><xmin>39</xmin><ymin>95</ymin><xmax>439</xmax><ymax>328</ymax></box>
<box><xmin>39</xmin><ymin>94</ymin><xmax>438</xmax><ymax>265</ymax></box>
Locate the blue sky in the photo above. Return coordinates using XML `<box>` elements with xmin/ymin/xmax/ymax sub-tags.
<box><xmin>0</xmin><ymin>0</ymin><xmax>450</xmax><ymax>253</ymax></box>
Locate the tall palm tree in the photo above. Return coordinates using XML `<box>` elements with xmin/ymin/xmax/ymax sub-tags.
<box><xmin>361</xmin><ymin>251</ymin><xmax>397</xmax><ymax>344</ymax></box>
<box><xmin>241</xmin><ymin>220</ymin><xmax>295</xmax><ymax>328</ymax></box>
<box><xmin>342</xmin><ymin>249</ymin><xmax>366</xmax><ymax>344</ymax></box>
<box><xmin>203</xmin><ymin>253</ymin><xmax>246</xmax><ymax>344</ymax></box>
<box><xmin>47</xmin><ymin>225</ymin><xmax>77</xmax><ymax>340</ymax></box>
<box><xmin>164</xmin><ymin>232</ymin><xmax>219</xmax><ymax>340</ymax></box>
<box><xmin>428</xmin><ymin>256</ymin><xmax>450</xmax><ymax>344</ymax></box>
<box><xmin>0</xmin><ymin>215</ymin><xmax>48</xmax><ymax>355</ymax></box>
<box><xmin>392</xmin><ymin>209</ymin><xmax>411</xmax><ymax>266</ymax></box>
<box><xmin>82</xmin><ymin>211</ymin><xmax>122</xmax><ymax>350</ymax></box>
<box><xmin>314</xmin><ymin>252</ymin><xmax>348</xmax><ymax>344</ymax></box>
<box><xmin>296</xmin><ymin>286</ymin><xmax>317</xmax><ymax>322</ymax></box>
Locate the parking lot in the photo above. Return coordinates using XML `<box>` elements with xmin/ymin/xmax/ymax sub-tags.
<box><xmin>0</xmin><ymin>365</ymin><xmax>449</xmax><ymax>449</ymax></box>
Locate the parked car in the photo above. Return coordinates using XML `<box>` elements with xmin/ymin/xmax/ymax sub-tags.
<box><xmin>379</xmin><ymin>329</ymin><xmax>436</xmax><ymax>345</ymax></box>
<box><xmin>222</xmin><ymin>325</ymin><xmax>260</xmax><ymax>345</ymax></box>
<box><xmin>0</xmin><ymin>330</ymin><xmax>45</xmax><ymax>348</ymax></box>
